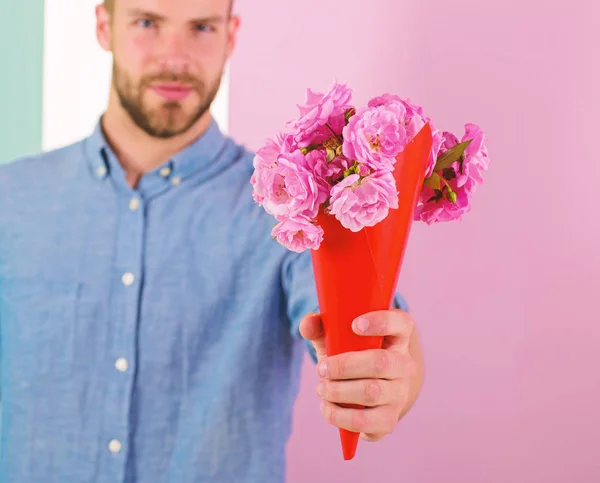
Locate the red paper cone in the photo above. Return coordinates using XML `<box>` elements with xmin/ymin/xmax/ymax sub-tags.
<box><xmin>310</xmin><ymin>123</ymin><xmax>433</xmax><ymax>460</ymax></box>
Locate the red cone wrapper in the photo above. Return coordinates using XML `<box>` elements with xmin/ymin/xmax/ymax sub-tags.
<box><xmin>310</xmin><ymin>123</ymin><xmax>433</xmax><ymax>460</ymax></box>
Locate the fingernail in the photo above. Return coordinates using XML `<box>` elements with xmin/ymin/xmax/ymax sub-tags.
<box><xmin>355</xmin><ymin>317</ymin><xmax>370</xmax><ymax>333</ymax></box>
<box><xmin>318</xmin><ymin>361</ymin><xmax>328</xmax><ymax>377</ymax></box>
<box><xmin>317</xmin><ymin>382</ymin><xmax>324</xmax><ymax>397</ymax></box>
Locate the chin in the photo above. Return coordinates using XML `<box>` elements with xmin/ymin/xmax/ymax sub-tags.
<box><xmin>148</xmin><ymin>115</ymin><xmax>198</xmax><ymax>138</ymax></box>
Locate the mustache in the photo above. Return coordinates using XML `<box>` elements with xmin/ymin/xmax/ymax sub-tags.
<box><xmin>142</xmin><ymin>72</ymin><xmax>203</xmax><ymax>89</ymax></box>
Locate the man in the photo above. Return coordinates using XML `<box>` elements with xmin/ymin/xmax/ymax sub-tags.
<box><xmin>0</xmin><ymin>0</ymin><xmax>424</xmax><ymax>481</ymax></box>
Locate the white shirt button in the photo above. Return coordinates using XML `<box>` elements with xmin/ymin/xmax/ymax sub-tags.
<box><xmin>171</xmin><ymin>176</ymin><xmax>181</xmax><ymax>186</ymax></box>
<box><xmin>115</xmin><ymin>357</ymin><xmax>129</xmax><ymax>372</ymax></box>
<box><xmin>129</xmin><ymin>198</ymin><xmax>140</xmax><ymax>211</ymax></box>
<box><xmin>108</xmin><ymin>439</ymin><xmax>122</xmax><ymax>454</ymax></box>
<box><xmin>96</xmin><ymin>166</ymin><xmax>107</xmax><ymax>178</ymax></box>
<box><xmin>159</xmin><ymin>167</ymin><xmax>172</xmax><ymax>177</ymax></box>
<box><xmin>121</xmin><ymin>272</ymin><xmax>135</xmax><ymax>286</ymax></box>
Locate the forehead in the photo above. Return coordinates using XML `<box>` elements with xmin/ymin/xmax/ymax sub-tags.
<box><xmin>115</xmin><ymin>0</ymin><xmax>231</xmax><ymax>18</ymax></box>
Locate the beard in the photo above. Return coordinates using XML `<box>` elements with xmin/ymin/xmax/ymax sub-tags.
<box><xmin>112</xmin><ymin>62</ymin><xmax>222</xmax><ymax>139</ymax></box>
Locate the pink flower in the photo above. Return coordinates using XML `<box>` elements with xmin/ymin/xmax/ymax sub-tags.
<box><xmin>251</xmin><ymin>150</ymin><xmax>327</xmax><ymax>219</ymax></box>
<box><xmin>368</xmin><ymin>94</ymin><xmax>403</xmax><ymax>109</ymax></box>
<box><xmin>415</xmin><ymin>124</ymin><xmax>490</xmax><ymax>225</ymax></box>
<box><xmin>425</xmin><ymin>128</ymin><xmax>445</xmax><ymax>178</ymax></box>
<box><xmin>251</xmin><ymin>133</ymin><xmax>296</xmax><ymax>205</ymax></box>
<box><xmin>253</xmin><ymin>132</ymin><xmax>295</xmax><ymax>169</ymax></box>
<box><xmin>287</xmin><ymin>81</ymin><xmax>353</xmax><ymax>148</ymax></box>
<box><xmin>357</xmin><ymin>164</ymin><xmax>372</xmax><ymax>177</ymax></box>
<box><xmin>304</xmin><ymin>149</ymin><xmax>349</xmax><ymax>194</ymax></box>
<box><xmin>342</xmin><ymin>103</ymin><xmax>409</xmax><ymax>171</ymax></box>
<box><xmin>328</xmin><ymin>171</ymin><xmax>398</xmax><ymax>232</ymax></box>
<box><xmin>369</xmin><ymin>94</ymin><xmax>433</xmax><ymax>147</ymax></box>
<box><xmin>272</xmin><ymin>216</ymin><xmax>324</xmax><ymax>252</ymax></box>
<box><xmin>414</xmin><ymin>184</ymin><xmax>471</xmax><ymax>225</ymax></box>
<box><xmin>456</xmin><ymin>123</ymin><xmax>490</xmax><ymax>194</ymax></box>
<box><xmin>429</xmin><ymin>126</ymin><xmax>489</xmax><ymax>195</ymax></box>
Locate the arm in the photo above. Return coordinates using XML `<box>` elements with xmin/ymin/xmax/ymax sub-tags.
<box><xmin>280</xmin><ymin>249</ymin><xmax>320</xmax><ymax>362</ymax></box>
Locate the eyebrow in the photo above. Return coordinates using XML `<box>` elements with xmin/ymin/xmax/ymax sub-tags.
<box><xmin>126</xmin><ymin>8</ymin><xmax>227</xmax><ymax>24</ymax></box>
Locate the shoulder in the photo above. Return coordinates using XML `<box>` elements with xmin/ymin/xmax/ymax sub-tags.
<box><xmin>0</xmin><ymin>140</ymin><xmax>86</xmax><ymax>186</ymax></box>
<box><xmin>221</xmin><ymin>134</ymin><xmax>256</xmax><ymax>178</ymax></box>
<box><xmin>0</xmin><ymin>140</ymin><xmax>87</xmax><ymax>214</ymax></box>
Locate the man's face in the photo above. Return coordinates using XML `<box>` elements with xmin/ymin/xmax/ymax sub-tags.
<box><xmin>99</xmin><ymin>0</ymin><xmax>237</xmax><ymax>138</ymax></box>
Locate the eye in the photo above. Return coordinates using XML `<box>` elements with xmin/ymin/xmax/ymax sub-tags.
<box><xmin>136</xmin><ymin>18</ymin><xmax>157</xmax><ymax>29</ymax></box>
<box><xmin>194</xmin><ymin>23</ymin><xmax>216</xmax><ymax>33</ymax></box>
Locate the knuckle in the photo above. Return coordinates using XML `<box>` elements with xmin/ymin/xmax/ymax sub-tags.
<box><xmin>325</xmin><ymin>405</ymin><xmax>336</xmax><ymax>424</ymax></box>
<box><xmin>364</xmin><ymin>380</ymin><xmax>383</xmax><ymax>406</ymax></box>
<box><xmin>326</xmin><ymin>382</ymin><xmax>339</xmax><ymax>401</ymax></box>
<box><xmin>338</xmin><ymin>355</ymin><xmax>349</xmax><ymax>378</ymax></box>
<box><xmin>373</xmin><ymin>317</ymin><xmax>388</xmax><ymax>336</ymax></box>
<box><xmin>332</xmin><ymin>354</ymin><xmax>349</xmax><ymax>379</ymax></box>
<box><xmin>374</xmin><ymin>350</ymin><xmax>391</xmax><ymax>377</ymax></box>
<box><xmin>351</xmin><ymin>409</ymin><xmax>367</xmax><ymax>433</ymax></box>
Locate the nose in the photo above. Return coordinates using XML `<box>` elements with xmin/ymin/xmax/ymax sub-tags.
<box><xmin>156</xmin><ymin>31</ymin><xmax>192</xmax><ymax>73</ymax></box>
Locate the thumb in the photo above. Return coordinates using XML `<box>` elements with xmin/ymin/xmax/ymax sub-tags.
<box><xmin>299</xmin><ymin>312</ymin><xmax>327</xmax><ymax>362</ymax></box>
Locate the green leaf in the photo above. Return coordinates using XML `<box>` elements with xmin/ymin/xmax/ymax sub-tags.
<box><xmin>424</xmin><ymin>172</ymin><xmax>442</xmax><ymax>190</ymax></box>
<box><xmin>434</xmin><ymin>139</ymin><xmax>472</xmax><ymax>171</ymax></box>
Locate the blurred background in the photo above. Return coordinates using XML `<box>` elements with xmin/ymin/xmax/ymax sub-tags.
<box><xmin>2</xmin><ymin>0</ymin><xmax>599</xmax><ymax>482</ymax></box>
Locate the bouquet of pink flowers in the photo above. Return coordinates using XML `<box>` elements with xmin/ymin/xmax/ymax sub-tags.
<box><xmin>251</xmin><ymin>81</ymin><xmax>490</xmax><ymax>253</ymax></box>
<box><xmin>251</xmin><ymin>81</ymin><xmax>490</xmax><ymax>460</ymax></box>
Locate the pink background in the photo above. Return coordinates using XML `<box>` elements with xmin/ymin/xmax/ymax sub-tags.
<box><xmin>229</xmin><ymin>1</ymin><xmax>600</xmax><ymax>481</ymax></box>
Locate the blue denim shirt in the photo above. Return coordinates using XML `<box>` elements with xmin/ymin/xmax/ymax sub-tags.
<box><xmin>0</xmin><ymin>119</ymin><xmax>324</xmax><ymax>483</ymax></box>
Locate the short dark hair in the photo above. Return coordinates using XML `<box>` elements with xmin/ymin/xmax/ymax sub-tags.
<box><xmin>104</xmin><ymin>0</ymin><xmax>234</xmax><ymax>15</ymax></box>
<box><xmin>104</xmin><ymin>0</ymin><xmax>114</xmax><ymax>13</ymax></box>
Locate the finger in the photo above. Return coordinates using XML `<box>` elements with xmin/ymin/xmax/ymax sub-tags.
<box><xmin>298</xmin><ymin>312</ymin><xmax>327</xmax><ymax>361</ymax></box>
<box><xmin>319</xmin><ymin>400</ymin><xmax>399</xmax><ymax>436</ymax></box>
<box><xmin>352</xmin><ymin>309</ymin><xmax>414</xmax><ymax>351</ymax></box>
<box><xmin>317</xmin><ymin>378</ymin><xmax>408</xmax><ymax>408</ymax></box>
<box><xmin>360</xmin><ymin>432</ymin><xmax>386</xmax><ymax>442</ymax></box>
<box><xmin>320</xmin><ymin>349</ymin><xmax>417</xmax><ymax>381</ymax></box>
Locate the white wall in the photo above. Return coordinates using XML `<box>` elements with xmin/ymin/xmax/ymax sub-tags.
<box><xmin>42</xmin><ymin>0</ymin><xmax>229</xmax><ymax>152</ymax></box>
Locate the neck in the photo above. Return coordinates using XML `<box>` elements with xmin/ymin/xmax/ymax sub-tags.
<box><xmin>100</xmin><ymin>88</ymin><xmax>213</xmax><ymax>188</ymax></box>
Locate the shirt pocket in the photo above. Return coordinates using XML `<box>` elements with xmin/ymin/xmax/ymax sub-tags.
<box><xmin>0</xmin><ymin>276</ymin><xmax>81</xmax><ymax>382</ymax></box>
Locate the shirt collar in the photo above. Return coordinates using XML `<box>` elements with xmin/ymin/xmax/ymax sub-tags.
<box><xmin>83</xmin><ymin>116</ymin><xmax>229</xmax><ymax>195</ymax></box>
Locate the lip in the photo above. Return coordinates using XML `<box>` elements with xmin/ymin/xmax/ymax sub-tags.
<box><xmin>150</xmin><ymin>83</ymin><xmax>194</xmax><ymax>101</ymax></box>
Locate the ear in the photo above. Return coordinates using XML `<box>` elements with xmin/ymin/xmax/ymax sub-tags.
<box><xmin>226</xmin><ymin>15</ymin><xmax>241</xmax><ymax>58</ymax></box>
<box><xmin>96</xmin><ymin>3</ymin><xmax>112</xmax><ymax>52</ymax></box>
